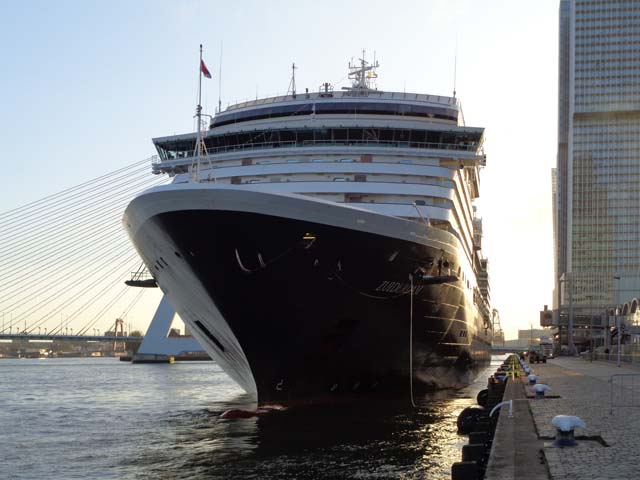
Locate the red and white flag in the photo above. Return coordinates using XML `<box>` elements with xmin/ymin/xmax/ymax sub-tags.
<box><xmin>201</xmin><ymin>59</ymin><xmax>212</xmax><ymax>79</ymax></box>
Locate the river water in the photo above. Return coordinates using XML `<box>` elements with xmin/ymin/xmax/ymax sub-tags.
<box><xmin>0</xmin><ymin>356</ymin><xmax>504</xmax><ymax>479</ymax></box>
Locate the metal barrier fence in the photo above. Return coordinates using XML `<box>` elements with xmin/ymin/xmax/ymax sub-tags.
<box><xmin>594</xmin><ymin>352</ymin><xmax>632</xmax><ymax>363</ymax></box>
<box><xmin>609</xmin><ymin>374</ymin><xmax>640</xmax><ymax>414</ymax></box>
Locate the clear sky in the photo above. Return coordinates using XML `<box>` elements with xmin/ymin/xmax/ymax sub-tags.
<box><xmin>0</xmin><ymin>0</ymin><xmax>559</xmax><ymax>339</ymax></box>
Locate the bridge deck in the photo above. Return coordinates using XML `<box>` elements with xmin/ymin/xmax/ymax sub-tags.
<box><xmin>0</xmin><ymin>334</ymin><xmax>141</xmax><ymax>341</ymax></box>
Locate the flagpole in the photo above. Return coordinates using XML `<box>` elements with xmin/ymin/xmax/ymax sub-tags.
<box><xmin>218</xmin><ymin>41</ymin><xmax>223</xmax><ymax>114</ymax></box>
<box><xmin>198</xmin><ymin>44</ymin><xmax>203</xmax><ymax>113</ymax></box>
<box><xmin>194</xmin><ymin>44</ymin><xmax>203</xmax><ymax>182</ymax></box>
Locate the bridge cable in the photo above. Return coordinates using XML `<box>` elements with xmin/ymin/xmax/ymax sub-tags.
<box><xmin>21</xmin><ymin>251</ymin><xmax>140</xmax><ymax>334</ymax></box>
<box><xmin>0</xmin><ymin>156</ymin><xmax>168</xmax><ymax>336</ymax></box>
<box><xmin>4</xmin><ymin>248</ymin><xmax>139</xmax><ymax>332</ymax></box>
<box><xmin>0</xmin><ymin>164</ymin><xmax>151</xmax><ymax>231</ymax></box>
<box><xmin>0</xmin><ymin>157</ymin><xmax>151</xmax><ymax>220</ymax></box>
<box><xmin>0</xmin><ymin>176</ymin><xmax>165</xmax><ymax>276</ymax></box>
<box><xmin>0</xmin><ymin>173</ymin><xmax>162</xmax><ymax>244</ymax></box>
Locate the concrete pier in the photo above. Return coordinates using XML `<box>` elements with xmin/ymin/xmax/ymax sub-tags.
<box><xmin>484</xmin><ymin>375</ymin><xmax>547</xmax><ymax>480</ymax></box>
<box><xmin>485</xmin><ymin>358</ymin><xmax>640</xmax><ymax>479</ymax></box>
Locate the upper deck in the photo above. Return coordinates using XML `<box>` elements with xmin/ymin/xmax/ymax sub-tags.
<box><xmin>153</xmin><ymin>88</ymin><xmax>480</xmax><ymax>164</ymax></box>
<box><xmin>211</xmin><ymin>90</ymin><xmax>460</xmax><ymax>129</ymax></box>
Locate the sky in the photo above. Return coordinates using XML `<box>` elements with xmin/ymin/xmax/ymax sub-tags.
<box><xmin>0</xmin><ymin>0</ymin><xmax>559</xmax><ymax>340</ymax></box>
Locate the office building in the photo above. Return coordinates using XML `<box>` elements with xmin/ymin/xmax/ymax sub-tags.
<box><xmin>553</xmin><ymin>0</ymin><xmax>640</xmax><ymax>315</ymax></box>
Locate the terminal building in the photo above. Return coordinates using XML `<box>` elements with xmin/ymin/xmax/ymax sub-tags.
<box><xmin>502</xmin><ymin>328</ymin><xmax>553</xmax><ymax>350</ymax></box>
<box><xmin>550</xmin><ymin>0</ymin><xmax>640</xmax><ymax>355</ymax></box>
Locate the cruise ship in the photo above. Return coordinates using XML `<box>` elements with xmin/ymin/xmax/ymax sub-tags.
<box><xmin>123</xmin><ymin>56</ymin><xmax>492</xmax><ymax>404</ymax></box>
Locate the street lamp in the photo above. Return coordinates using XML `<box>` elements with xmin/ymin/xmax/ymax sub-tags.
<box><xmin>586</xmin><ymin>295</ymin><xmax>594</xmax><ymax>362</ymax></box>
<box><xmin>558</xmin><ymin>276</ymin><xmax>575</xmax><ymax>355</ymax></box>
<box><xmin>614</xmin><ymin>276</ymin><xmax>621</xmax><ymax>367</ymax></box>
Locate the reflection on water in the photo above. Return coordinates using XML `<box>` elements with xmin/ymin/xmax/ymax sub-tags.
<box><xmin>0</xmin><ymin>356</ymin><xmax>505</xmax><ymax>479</ymax></box>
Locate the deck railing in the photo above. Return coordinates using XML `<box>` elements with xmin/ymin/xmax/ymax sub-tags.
<box><xmin>156</xmin><ymin>138</ymin><xmax>480</xmax><ymax>164</ymax></box>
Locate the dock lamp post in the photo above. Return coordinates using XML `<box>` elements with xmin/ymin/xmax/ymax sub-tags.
<box><xmin>616</xmin><ymin>306</ymin><xmax>624</xmax><ymax>368</ymax></box>
<box><xmin>558</xmin><ymin>276</ymin><xmax>575</xmax><ymax>355</ymax></box>
<box><xmin>569</xmin><ymin>277</ymin><xmax>575</xmax><ymax>355</ymax></box>
<box><xmin>586</xmin><ymin>295</ymin><xmax>593</xmax><ymax>362</ymax></box>
<box><xmin>614</xmin><ymin>276</ymin><xmax>621</xmax><ymax>367</ymax></box>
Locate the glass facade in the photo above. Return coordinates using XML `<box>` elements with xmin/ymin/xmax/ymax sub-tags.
<box><xmin>555</xmin><ymin>0</ymin><xmax>640</xmax><ymax>307</ymax></box>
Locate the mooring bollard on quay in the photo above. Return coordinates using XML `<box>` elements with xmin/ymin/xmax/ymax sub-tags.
<box><xmin>452</xmin><ymin>353</ymin><xmax>551</xmax><ymax>480</ymax></box>
<box><xmin>533</xmin><ymin>383</ymin><xmax>551</xmax><ymax>399</ymax></box>
<box><xmin>482</xmin><ymin>357</ymin><xmax>551</xmax><ymax>480</ymax></box>
<box><xmin>551</xmin><ymin>415</ymin><xmax>587</xmax><ymax>447</ymax></box>
<box><xmin>450</xmin><ymin>355</ymin><xmax>516</xmax><ymax>480</ymax></box>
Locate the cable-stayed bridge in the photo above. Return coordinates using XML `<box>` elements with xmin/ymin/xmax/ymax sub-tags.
<box><xmin>0</xmin><ymin>157</ymin><xmax>174</xmax><ymax>347</ymax></box>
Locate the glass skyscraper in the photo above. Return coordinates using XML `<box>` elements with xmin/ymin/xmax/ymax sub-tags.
<box><xmin>554</xmin><ymin>0</ymin><xmax>640</xmax><ymax>318</ymax></box>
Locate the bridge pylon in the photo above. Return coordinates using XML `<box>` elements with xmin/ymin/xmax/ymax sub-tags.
<box><xmin>133</xmin><ymin>295</ymin><xmax>204</xmax><ymax>361</ymax></box>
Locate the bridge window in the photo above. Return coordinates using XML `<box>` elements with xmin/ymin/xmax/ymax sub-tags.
<box><xmin>155</xmin><ymin>126</ymin><xmax>482</xmax><ymax>160</ymax></box>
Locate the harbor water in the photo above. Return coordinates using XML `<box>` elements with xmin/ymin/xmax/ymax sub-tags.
<box><xmin>0</xmin><ymin>356</ymin><xmax>504</xmax><ymax>479</ymax></box>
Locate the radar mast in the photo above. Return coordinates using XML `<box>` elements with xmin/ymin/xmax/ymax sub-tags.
<box><xmin>342</xmin><ymin>50</ymin><xmax>379</xmax><ymax>94</ymax></box>
<box><xmin>287</xmin><ymin>62</ymin><xmax>297</xmax><ymax>98</ymax></box>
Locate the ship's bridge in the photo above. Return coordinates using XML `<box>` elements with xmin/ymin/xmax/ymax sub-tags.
<box><xmin>154</xmin><ymin>122</ymin><xmax>483</xmax><ymax>163</ymax></box>
<box><xmin>154</xmin><ymin>87</ymin><xmax>482</xmax><ymax>165</ymax></box>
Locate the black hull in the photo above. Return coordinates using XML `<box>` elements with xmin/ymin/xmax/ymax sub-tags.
<box><xmin>143</xmin><ymin>210</ymin><xmax>491</xmax><ymax>404</ymax></box>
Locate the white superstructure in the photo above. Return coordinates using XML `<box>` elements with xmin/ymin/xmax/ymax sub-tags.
<box><xmin>151</xmin><ymin>58</ymin><xmax>487</xmax><ymax>299</ymax></box>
